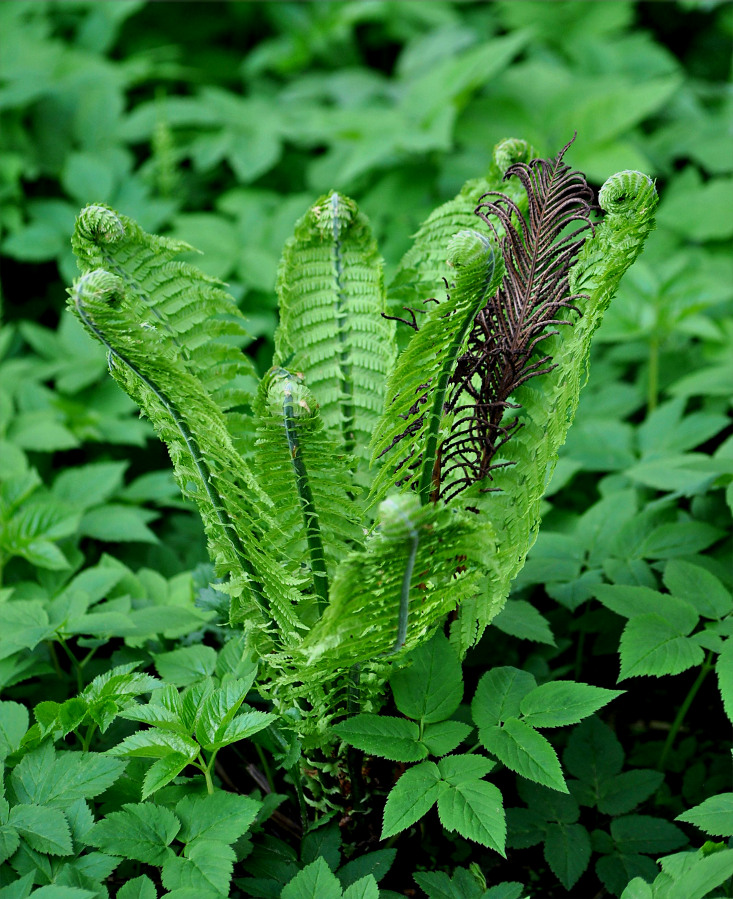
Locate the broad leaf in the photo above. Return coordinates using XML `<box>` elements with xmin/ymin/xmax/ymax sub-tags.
<box><xmin>389</xmin><ymin>632</ymin><xmax>463</xmax><ymax>723</ymax></box>
<box><xmin>86</xmin><ymin>802</ymin><xmax>180</xmax><ymax>865</ymax></box>
<box><xmin>519</xmin><ymin>681</ymin><xmax>623</xmax><ymax>728</ymax></box>
<box><xmin>676</xmin><ymin>793</ymin><xmax>733</xmax><ymax>837</ymax></box>
<box><xmin>381</xmin><ymin>762</ymin><xmax>446</xmax><ymax>839</ymax></box>
<box><xmin>332</xmin><ymin>715</ymin><xmax>426</xmax><ymax>763</ymax></box>
<box><xmin>437</xmin><ymin>779</ymin><xmax>506</xmax><ymax>854</ymax></box>
<box><xmin>618</xmin><ymin>614</ymin><xmax>703</xmax><ymax>680</ymax></box>
<box><xmin>480</xmin><ymin>719</ymin><xmax>567</xmax><ymax>793</ymax></box>
<box><xmin>472</xmin><ymin>667</ymin><xmax>537</xmax><ymax>730</ymax></box>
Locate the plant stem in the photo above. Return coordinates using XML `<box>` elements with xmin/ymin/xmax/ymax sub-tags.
<box><xmin>647</xmin><ymin>334</ymin><xmax>659</xmax><ymax>414</ymax></box>
<box><xmin>255</xmin><ymin>743</ymin><xmax>275</xmax><ymax>793</ymax></box>
<box><xmin>658</xmin><ymin>652</ymin><xmax>713</xmax><ymax>771</ymax></box>
<box><xmin>289</xmin><ymin>763</ymin><xmax>308</xmax><ymax>831</ymax></box>
<box><xmin>198</xmin><ymin>753</ymin><xmax>215</xmax><ymax>795</ymax></box>
<box><xmin>57</xmin><ymin>636</ymin><xmax>83</xmax><ymax>692</ymax></box>
<box><xmin>283</xmin><ymin>388</ymin><xmax>329</xmax><ymax>613</ymax></box>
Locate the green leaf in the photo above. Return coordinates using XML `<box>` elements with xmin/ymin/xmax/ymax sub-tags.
<box><xmin>389</xmin><ymin>631</ymin><xmax>463</xmax><ymax>723</ymax></box>
<box><xmin>0</xmin><ymin>819</ymin><xmax>20</xmax><ymax>865</ymax></box>
<box><xmin>471</xmin><ymin>667</ymin><xmax>537</xmax><ymax>730</ymax></box>
<box><xmin>519</xmin><ymin>681</ymin><xmax>623</xmax><ymax>728</ymax></box>
<box><xmin>381</xmin><ymin>762</ymin><xmax>446</xmax><ymax>839</ymax></box>
<box><xmin>597</xmin><ymin>769</ymin><xmax>664</xmax><ymax>816</ymax></box>
<box><xmin>676</xmin><ymin>793</ymin><xmax>733</xmax><ymax>837</ymax></box>
<box><xmin>594</xmin><ymin>585</ymin><xmax>699</xmax><ymax>631</ymax></box>
<box><xmin>86</xmin><ymin>802</ymin><xmax>180</xmax><ymax>865</ymax></box>
<box><xmin>281</xmin><ymin>857</ymin><xmax>343</xmax><ymax>899</ymax></box>
<box><xmin>9</xmin><ymin>804</ymin><xmax>73</xmax><ymax>856</ymax></box>
<box><xmin>143</xmin><ymin>753</ymin><xmax>194</xmax><ymax>800</ymax></box>
<box><xmin>0</xmin><ymin>700</ymin><xmax>28</xmax><ymax>761</ymax></box>
<box><xmin>437</xmin><ymin>754</ymin><xmax>495</xmax><ymax>786</ymax></box>
<box><xmin>620</xmin><ymin>879</ymin><xmax>653</xmax><ymax>899</ymax></box>
<box><xmin>161</xmin><ymin>840</ymin><xmax>235</xmax><ymax>896</ymax></box>
<box><xmin>154</xmin><ymin>645</ymin><xmax>218</xmax><ymax>687</ymax></box>
<box><xmin>480</xmin><ymin>719</ymin><xmax>567</xmax><ymax>793</ymax></box>
<box><xmin>110</xmin><ymin>729</ymin><xmax>200</xmax><ymax>761</ymax></box>
<box><xmin>301</xmin><ymin>821</ymin><xmax>341</xmax><ymax>870</ymax></box>
<box><xmin>618</xmin><ymin>614</ymin><xmax>703</xmax><ymax>680</ymax></box>
<box><xmin>342</xmin><ymin>877</ymin><xmax>379</xmax><ymax>899</ymax></box>
<box><xmin>609</xmin><ymin>815</ymin><xmax>687</xmax><ymax>855</ymax></box>
<box><xmin>10</xmin><ymin>744</ymin><xmax>126</xmax><ymax>809</ymax></box>
<box><xmin>336</xmin><ymin>849</ymin><xmax>396</xmax><ymax>889</ymax></box>
<box><xmin>717</xmin><ymin>639</ymin><xmax>733</xmax><ymax>723</ymax></box>
<box><xmin>176</xmin><ymin>792</ymin><xmax>260</xmax><ymax>845</ymax></box>
<box><xmin>437</xmin><ymin>779</ymin><xmax>506</xmax><ymax>854</ymax></box>
<box><xmin>563</xmin><ymin>716</ymin><xmax>624</xmax><ymax>785</ymax></box>
<box><xmin>492</xmin><ymin>600</ymin><xmax>555</xmax><ymax>645</ymax></box>
<box><xmin>421</xmin><ymin>721</ymin><xmax>473</xmax><ymax>757</ymax></box>
<box><xmin>543</xmin><ymin>822</ymin><xmax>591</xmax><ymax>889</ymax></box>
<box><xmin>79</xmin><ymin>504</ymin><xmax>159</xmax><ymax>543</ymax></box>
<box><xmin>52</xmin><ymin>462</ymin><xmax>127</xmax><ymax>511</ymax></box>
<box><xmin>666</xmin><ymin>849</ymin><xmax>733</xmax><ymax>899</ymax></box>
<box><xmin>663</xmin><ymin>559</ymin><xmax>733</xmax><ymax>620</ymax></box>
<box><xmin>638</xmin><ymin>521</ymin><xmax>724</xmax><ymax>559</ymax></box>
<box><xmin>117</xmin><ymin>875</ymin><xmax>157</xmax><ymax>899</ymax></box>
<box><xmin>332</xmin><ymin>715</ymin><xmax>426</xmax><ymax>763</ymax></box>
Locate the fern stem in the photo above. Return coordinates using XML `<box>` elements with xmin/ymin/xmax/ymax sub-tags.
<box><xmin>74</xmin><ymin>292</ymin><xmax>272</xmax><ymax>618</ymax></box>
<box><xmin>330</xmin><ymin>193</ymin><xmax>356</xmax><ymax>454</ymax></box>
<box><xmin>282</xmin><ymin>388</ymin><xmax>329</xmax><ymax>612</ymax></box>
<box><xmin>382</xmin><ymin>503</ymin><xmax>420</xmax><ymax>656</ymax></box>
<box><xmin>418</xmin><ymin>317</ymin><xmax>475</xmax><ymax>505</ymax></box>
<box><xmin>657</xmin><ymin>652</ymin><xmax>713</xmax><ymax>771</ymax></box>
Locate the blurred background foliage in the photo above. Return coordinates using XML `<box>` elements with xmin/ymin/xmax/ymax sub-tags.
<box><xmin>0</xmin><ymin>4</ymin><xmax>731</xmax><ymax>893</ymax></box>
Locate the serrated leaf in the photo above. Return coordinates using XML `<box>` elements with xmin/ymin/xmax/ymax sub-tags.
<box><xmin>161</xmin><ymin>840</ymin><xmax>235</xmax><ymax>896</ymax></box>
<box><xmin>663</xmin><ymin>559</ymin><xmax>733</xmax><ymax>620</ymax></box>
<box><xmin>619</xmin><ymin>614</ymin><xmax>703</xmax><ymax>680</ymax></box>
<box><xmin>337</xmin><ymin>848</ymin><xmax>396</xmax><ymax>889</ymax></box>
<box><xmin>676</xmin><ymin>793</ymin><xmax>733</xmax><ymax>837</ymax></box>
<box><xmin>519</xmin><ymin>681</ymin><xmax>623</xmax><ymax>728</ymax></box>
<box><xmin>480</xmin><ymin>719</ymin><xmax>567</xmax><ymax>793</ymax></box>
<box><xmin>381</xmin><ymin>762</ymin><xmax>446</xmax><ymax>839</ymax></box>
<box><xmin>666</xmin><ymin>848</ymin><xmax>733</xmax><ymax>899</ymax></box>
<box><xmin>437</xmin><ymin>779</ymin><xmax>506</xmax><ymax>854</ymax></box>
<box><xmin>10</xmin><ymin>744</ymin><xmax>126</xmax><ymax>809</ymax></box>
<box><xmin>543</xmin><ymin>822</ymin><xmax>591</xmax><ymax>889</ymax></box>
<box><xmin>154</xmin><ymin>645</ymin><xmax>218</xmax><ymax>687</ymax></box>
<box><xmin>0</xmin><ymin>821</ymin><xmax>20</xmax><ymax>865</ymax></box>
<box><xmin>596</xmin><ymin>852</ymin><xmax>659</xmax><ymax>897</ymax></box>
<box><xmin>437</xmin><ymin>754</ymin><xmax>495</xmax><ymax>786</ymax></box>
<box><xmin>332</xmin><ymin>715</ymin><xmax>426</xmax><ymax>762</ymax></box>
<box><xmin>281</xmin><ymin>857</ymin><xmax>343</xmax><ymax>899</ymax></box>
<box><xmin>620</xmin><ymin>878</ymin><xmax>654</xmax><ymax>899</ymax></box>
<box><xmin>79</xmin><ymin>504</ymin><xmax>158</xmax><ymax>543</ymax></box>
<box><xmin>389</xmin><ymin>631</ymin><xmax>463</xmax><ymax>723</ymax></box>
<box><xmin>342</xmin><ymin>876</ymin><xmax>379</xmax><ymax>899</ymax></box>
<box><xmin>86</xmin><ymin>802</ymin><xmax>180</xmax><ymax>865</ymax></box>
<box><xmin>0</xmin><ymin>700</ymin><xmax>28</xmax><ymax>761</ymax></box>
<box><xmin>594</xmin><ymin>585</ymin><xmax>699</xmax><ymax>631</ymax></box>
<box><xmin>610</xmin><ymin>814</ymin><xmax>687</xmax><ymax>854</ymax></box>
<box><xmin>717</xmin><ymin>639</ymin><xmax>733</xmax><ymax>723</ymax></box>
<box><xmin>421</xmin><ymin>720</ymin><xmax>473</xmax><ymax>757</ymax></box>
<box><xmin>143</xmin><ymin>753</ymin><xmax>193</xmax><ymax>799</ymax></box>
<box><xmin>597</xmin><ymin>769</ymin><xmax>663</xmax><ymax>816</ymax></box>
<box><xmin>176</xmin><ymin>791</ymin><xmax>260</xmax><ymax>844</ymax></box>
<box><xmin>9</xmin><ymin>804</ymin><xmax>73</xmax><ymax>856</ymax></box>
<box><xmin>563</xmin><ymin>716</ymin><xmax>624</xmax><ymax>786</ymax></box>
<box><xmin>471</xmin><ymin>667</ymin><xmax>537</xmax><ymax>730</ymax></box>
<box><xmin>117</xmin><ymin>875</ymin><xmax>157</xmax><ymax>899</ymax></box>
<box><xmin>493</xmin><ymin>600</ymin><xmax>555</xmax><ymax>645</ymax></box>
<box><xmin>110</xmin><ymin>729</ymin><xmax>200</xmax><ymax>761</ymax></box>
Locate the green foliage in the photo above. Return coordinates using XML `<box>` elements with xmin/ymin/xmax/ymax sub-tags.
<box><xmin>1</xmin><ymin>2</ymin><xmax>731</xmax><ymax>897</ymax></box>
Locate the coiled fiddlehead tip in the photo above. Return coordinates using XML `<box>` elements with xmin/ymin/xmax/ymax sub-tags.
<box><xmin>310</xmin><ymin>191</ymin><xmax>357</xmax><ymax>240</ymax></box>
<box><xmin>76</xmin><ymin>205</ymin><xmax>125</xmax><ymax>245</ymax></box>
<box><xmin>446</xmin><ymin>229</ymin><xmax>496</xmax><ymax>283</ymax></box>
<box><xmin>599</xmin><ymin>171</ymin><xmax>658</xmax><ymax>221</ymax></box>
<box><xmin>379</xmin><ymin>493</ymin><xmax>422</xmax><ymax>539</ymax></box>
<box><xmin>72</xmin><ymin>269</ymin><xmax>125</xmax><ymax>309</ymax></box>
<box><xmin>492</xmin><ymin>137</ymin><xmax>538</xmax><ymax>174</ymax></box>
<box><xmin>265</xmin><ymin>367</ymin><xmax>317</xmax><ymax>419</ymax></box>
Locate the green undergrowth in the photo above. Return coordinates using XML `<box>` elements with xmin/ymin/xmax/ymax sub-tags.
<box><xmin>1</xmin><ymin>2</ymin><xmax>731</xmax><ymax>898</ymax></box>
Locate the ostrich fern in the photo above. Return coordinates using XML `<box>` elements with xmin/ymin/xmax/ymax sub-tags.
<box><xmin>68</xmin><ymin>138</ymin><xmax>658</xmax><ymax>747</ymax></box>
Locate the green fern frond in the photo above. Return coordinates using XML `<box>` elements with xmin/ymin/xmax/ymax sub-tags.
<box><xmin>73</xmin><ymin>204</ymin><xmax>257</xmax><ymax>452</ymax></box>
<box><xmin>273</xmin><ymin>192</ymin><xmax>396</xmax><ymax>476</ymax></box>
<box><xmin>369</xmin><ymin>229</ymin><xmax>504</xmax><ymax>506</ymax></box>
<box><xmin>453</xmin><ymin>170</ymin><xmax>659</xmax><ymax>654</ymax></box>
<box><xmin>296</xmin><ymin>493</ymin><xmax>493</xmax><ymax>672</ymax></box>
<box><xmin>253</xmin><ymin>367</ymin><xmax>365</xmax><ymax>616</ymax></box>
<box><xmin>388</xmin><ymin>137</ymin><xmax>537</xmax><ymax>317</ymax></box>
<box><xmin>68</xmin><ymin>268</ymin><xmax>305</xmax><ymax>648</ymax></box>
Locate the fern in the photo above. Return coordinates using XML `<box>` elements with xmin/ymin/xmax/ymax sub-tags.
<box><xmin>68</xmin><ymin>239</ymin><xmax>305</xmax><ymax>649</ymax></box>
<box><xmin>450</xmin><ymin>169</ymin><xmax>659</xmax><ymax>654</ymax></box>
<box><xmin>370</xmin><ymin>229</ymin><xmax>505</xmax><ymax>506</ymax></box>
<box><xmin>273</xmin><ymin>192</ymin><xmax>396</xmax><ymax>478</ymax></box>
<box><xmin>252</xmin><ymin>367</ymin><xmax>364</xmax><ymax>615</ymax></box>
<box><xmin>387</xmin><ymin>137</ymin><xmax>537</xmax><ymax>321</ymax></box>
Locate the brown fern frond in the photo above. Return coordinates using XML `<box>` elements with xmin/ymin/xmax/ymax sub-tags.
<box><xmin>440</xmin><ymin>137</ymin><xmax>595</xmax><ymax>502</ymax></box>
